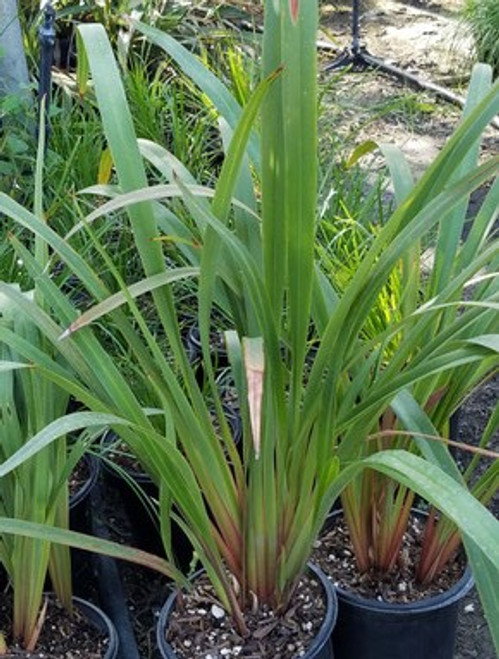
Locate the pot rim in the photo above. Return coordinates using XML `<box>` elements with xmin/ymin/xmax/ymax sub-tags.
<box><xmin>73</xmin><ymin>595</ymin><xmax>119</xmax><ymax>659</ymax></box>
<box><xmin>69</xmin><ymin>453</ymin><xmax>100</xmax><ymax>510</ymax></box>
<box><xmin>333</xmin><ymin>564</ymin><xmax>474</xmax><ymax>613</ymax></box>
<box><xmin>101</xmin><ymin>405</ymin><xmax>242</xmax><ymax>483</ymax></box>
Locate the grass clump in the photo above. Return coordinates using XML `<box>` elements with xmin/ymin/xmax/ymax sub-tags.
<box><xmin>463</xmin><ymin>0</ymin><xmax>499</xmax><ymax>75</ymax></box>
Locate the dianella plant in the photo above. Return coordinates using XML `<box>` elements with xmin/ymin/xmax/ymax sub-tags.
<box><xmin>0</xmin><ymin>0</ymin><xmax>497</xmax><ymax>651</ymax></box>
<box><xmin>0</xmin><ymin>287</ymin><xmax>73</xmax><ymax>651</ymax></box>
<box><xmin>337</xmin><ymin>63</ymin><xmax>499</xmax><ymax>585</ymax></box>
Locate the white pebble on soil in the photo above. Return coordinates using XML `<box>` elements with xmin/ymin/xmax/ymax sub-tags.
<box><xmin>211</xmin><ymin>604</ymin><xmax>225</xmax><ymax>619</ymax></box>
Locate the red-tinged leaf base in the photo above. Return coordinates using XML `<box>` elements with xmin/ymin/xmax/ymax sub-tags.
<box><xmin>312</xmin><ymin>512</ymin><xmax>466</xmax><ymax>603</ymax></box>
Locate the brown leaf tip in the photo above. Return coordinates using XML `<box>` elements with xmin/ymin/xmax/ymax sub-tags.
<box><xmin>289</xmin><ymin>0</ymin><xmax>299</xmax><ymax>22</ymax></box>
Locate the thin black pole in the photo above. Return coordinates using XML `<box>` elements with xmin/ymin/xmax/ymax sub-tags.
<box><xmin>351</xmin><ymin>0</ymin><xmax>360</xmax><ymax>56</ymax></box>
<box><xmin>38</xmin><ymin>2</ymin><xmax>56</xmax><ymax>142</ymax></box>
<box><xmin>326</xmin><ymin>0</ymin><xmax>366</xmax><ymax>71</ymax></box>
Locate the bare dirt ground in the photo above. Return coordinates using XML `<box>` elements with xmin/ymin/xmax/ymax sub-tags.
<box><xmin>318</xmin><ymin>0</ymin><xmax>498</xmax><ymax>177</ymax></box>
<box><xmin>320</xmin><ymin>0</ymin><xmax>471</xmax><ymax>76</ymax></box>
<box><xmin>454</xmin><ymin>382</ymin><xmax>497</xmax><ymax>659</ymax></box>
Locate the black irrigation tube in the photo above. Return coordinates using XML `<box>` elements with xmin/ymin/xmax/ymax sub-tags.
<box><xmin>323</xmin><ymin>40</ymin><xmax>499</xmax><ymax>130</ymax></box>
<box><xmin>90</xmin><ymin>482</ymin><xmax>141</xmax><ymax>659</ymax></box>
<box><xmin>325</xmin><ymin>47</ymin><xmax>469</xmax><ymax>109</ymax></box>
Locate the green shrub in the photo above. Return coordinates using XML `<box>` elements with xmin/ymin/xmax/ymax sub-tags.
<box><xmin>463</xmin><ymin>0</ymin><xmax>499</xmax><ymax>75</ymax></box>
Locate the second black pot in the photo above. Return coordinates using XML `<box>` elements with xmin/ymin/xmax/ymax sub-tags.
<box><xmin>69</xmin><ymin>453</ymin><xmax>100</xmax><ymax>533</ymax></box>
<box><xmin>100</xmin><ymin>412</ymin><xmax>242</xmax><ymax>566</ymax></box>
<box><xmin>68</xmin><ymin>453</ymin><xmax>101</xmax><ymax>592</ymax></box>
<box><xmin>332</xmin><ymin>565</ymin><xmax>473</xmax><ymax>659</ymax></box>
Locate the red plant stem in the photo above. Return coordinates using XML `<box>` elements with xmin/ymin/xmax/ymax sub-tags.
<box><xmin>417</xmin><ymin>510</ymin><xmax>462</xmax><ymax>583</ymax></box>
<box><xmin>213</xmin><ymin>526</ymin><xmax>242</xmax><ymax>581</ymax></box>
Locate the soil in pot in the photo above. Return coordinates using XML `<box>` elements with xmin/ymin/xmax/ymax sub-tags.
<box><xmin>157</xmin><ymin>564</ymin><xmax>337</xmax><ymax>659</ymax></box>
<box><xmin>0</xmin><ymin>593</ymin><xmax>118</xmax><ymax>658</ymax></box>
<box><xmin>312</xmin><ymin>512</ymin><xmax>472</xmax><ymax>659</ymax></box>
<box><xmin>314</xmin><ymin>512</ymin><xmax>467</xmax><ymax>602</ymax></box>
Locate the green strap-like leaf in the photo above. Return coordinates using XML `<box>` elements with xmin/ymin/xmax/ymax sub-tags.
<box><xmin>0</xmin><ymin>361</ymin><xmax>31</xmax><ymax>373</ymax></box>
<box><xmin>390</xmin><ymin>389</ymin><xmax>463</xmax><ymax>481</ymax></box>
<box><xmin>431</xmin><ymin>64</ymin><xmax>493</xmax><ymax>296</ymax></box>
<box><xmin>261</xmin><ymin>0</ymin><xmax>318</xmax><ymax>436</ymax></box>
<box><xmin>0</xmin><ymin>412</ymin><xmax>130</xmax><ymax>477</ymax></box>
<box><xmin>60</xmin><ymin>268</ymin><xmax>199</xmax><ymax>337</ymax></box>
<box><xmin>0</xmin><ymin>518</ymin><xmax>186</xmax><ymax>584</ymax></box>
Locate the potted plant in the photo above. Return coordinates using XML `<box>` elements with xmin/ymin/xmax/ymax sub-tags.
<box><xmin>316</xmin><ymin>397</ymin><xmax>496</xmax><ymax>659</ymax></box>
<box><xmin>0</xmin><ymin>1</ymin><xmax>497</xmax><ymax>657</ymax></box>
<box><xmin>310</xmin><ymin>61</ymin><xmax>499</xmax><ymax>658</ymax></box>
<box><xmin>0</xmin><ymin>285</ymin><xmax>122</xmax><ymax>656</ymax></box>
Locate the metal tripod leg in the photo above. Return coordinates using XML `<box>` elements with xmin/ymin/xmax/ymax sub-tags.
<box><xmin>324</xmin><ymin>46</ymin><xmax>372</xmax><ymax>72</ymax></box>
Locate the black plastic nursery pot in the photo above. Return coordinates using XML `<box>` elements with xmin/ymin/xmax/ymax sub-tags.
<box><xmin>69</xmin><ymin>453</ymin><xmax>100</xmax><ymax>532</ymax></box>
<box><xmin>156</xmin><ymin>563</ymin><xmax>338</xmax><ymax>659</ymax></box>
<box><xmin>99</xmin><ymin>432</ymin><xmax>185</xmax><ymax>559</ymax></box>
<box><xmin>319</xmin><ymin>508</ymin><xmax>475</xmax><ymax>659</ymax></box>
<box><xmin>184</xmin><ymin>322</ymin><xmax>229</xmax><ymax>368</ymax></box>
<box><xmin>102</xmin><ymin>459</ymin><xmax>165</xmax><ymax>555</ymax></box>
<box><xmin>73</xmin><ymin>596</ymin><xmax>120</xmax><ymax>659</ymax></box>
<box><xmin>332</xmin><ymin>566</ymin><xmax>473</xmax><ymax>659</ymax></box>
<box><xmin>0</xmin><ymin>593</ymin><xmax>119</xmax><ymax>658</ymax></box>
<box><xmin>183</xmin><ymin>321</ymin><xmax>231</xmax><ymax>387</ymax></box>
<box><xmin>69</xmin><ymin>453</ymin><xmax>101</xmax><ymax>590</ymax></box>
